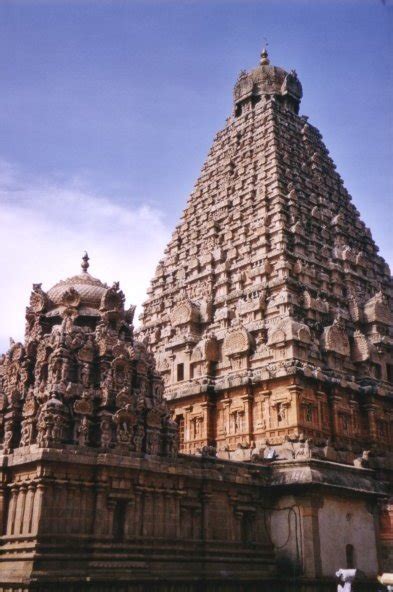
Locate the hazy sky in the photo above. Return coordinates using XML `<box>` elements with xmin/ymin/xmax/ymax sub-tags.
<box><xmin>0</xmin><ymin>0</ymin><xmax>392</xmax><ymax>352</ymax></box>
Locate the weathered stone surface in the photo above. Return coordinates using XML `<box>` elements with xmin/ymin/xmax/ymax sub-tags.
<box><xmin>0</xmin><ymin>49</ymin><xmax>392</xmax><ymax>590</ymax></box>
<box><xmin>0</xmin><ymin>253</ymin><xmax>177</xmax><ymax>459</ymax></box>
<box><xmin>138</xmin><ymin>48</ymin><xmax>393</xmax><ymax>578</ymax></box>
<box><xmin>139</xmin><ymin>49</ymin><xmax>393</xmax><ymax>470</ymax></box>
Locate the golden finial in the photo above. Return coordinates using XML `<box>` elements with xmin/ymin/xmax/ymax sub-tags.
<box><xmin>81</xmin><ymin>251</ymin><xmax>90</xmax><ymax>273</ymax></box>
<box><xmin>260</xmin><ymin>40</ymin><xmax>270</xmax><ymax>66</ymax></box>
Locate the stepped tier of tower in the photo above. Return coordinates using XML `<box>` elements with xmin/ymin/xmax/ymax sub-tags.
<box><xmin>139</xmin><ymin>51</ymin><xmax>393</xmax><ymax>459</ymax></box>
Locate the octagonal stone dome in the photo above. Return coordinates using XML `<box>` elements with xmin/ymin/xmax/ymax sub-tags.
<box><xmin>233</xmin><ymin>48</ymin><xmax>302</xmax><ymax>114</ymax></box>
<box><xmin>47</xmin><ymin>253</ymin><xmax>108</xmax><ymax>312</ymax></box>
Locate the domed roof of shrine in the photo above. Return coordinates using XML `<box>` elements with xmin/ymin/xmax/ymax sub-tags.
<box><xmin>233</xmin><ymin>48</ymin><xmax>302</xmax><ymax>111</ymax></box>
<box><xmin>47</xmin><ymin>253</ymin><xmax>109</xmax><ymax>311</ymax></box>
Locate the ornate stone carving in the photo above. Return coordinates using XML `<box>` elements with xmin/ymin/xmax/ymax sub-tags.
<box><xmin>0</xmin><ymin>255</ymin><xmax>177</xmax><ymax>457</ymax></box>
<box><xmin>170</xmin><ymin>300</ymin><xmax>200</xmax><ymax>327</ymax></box>
<box><xmin>322</xmin><ymin>318</ymin><xmax>350</xmax><ymax>357</ymax></box>
<box><xmin>29</xmin><ymin>283</ymin><xmax>48</xmax><ymax>313</ymax></box>
<box><xmin>352</xmin><ymin>331</ymin><xmax>371</xmax><ymax>363</ymax></box>
<box><xmin>222</xmin><ymin>326</ymin><xmax>252</xmax><ymax>357</ymax></box>
<box><xmin>61</xmin><ymin>287</ymin><xmax>81</xmax><ymax>309</ymax></box>
<box><xmin>364</xmin><ymin>292</ymin><xmax>392</xmax><ymax>325</ymax></box>
<box><xmin>269</xmin><ymin>318</ymin><xmax>311</xmax><ymax>346</ymax></box>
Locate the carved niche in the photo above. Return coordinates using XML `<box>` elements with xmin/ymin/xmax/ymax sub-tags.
<box><xmin>322</xmin><ymin>318</ymin><xmax>350</xmax><ymax>357</ymax></box>
<box><xmin>191</xmin><ymin>335</ymin><xmax>219</xmax><ymax>377</ymax></box>
<box><xmin>222</xmin><ymin>325</ymin><xmax>252</xmax><ymax>358</ymax></box>
<box><xmin>270</xmin><ymin>392</ymin><xmax>292</xmax><ymax>428</ymax></box>
<box><xmin>364</xmin><ymin>292</ymin><xmax>392</xmax><ymax>325</ymax></box>
<box><xmin>268</xmin><ymin>318</ymin><xmax>311</xmax><ymax>347</ymax></box>
<box><xmin>191</xmin><ymin>336</ymin><xmax>219</xmax><ymax>363</ymax></box>
<box><xmin>352</xmin><ymin>331</ymin><xmax>371</xmax><ymax>363</ymax></box>
<box><xmin>170</xmin><ymin>300</ymin><xmax>200</xmax><ymax>327</ymax></box>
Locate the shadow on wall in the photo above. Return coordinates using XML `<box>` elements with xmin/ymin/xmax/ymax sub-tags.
<box><xmin>276</xmin><ymin>550</ymin><xmax>302</xmax><ymax>577</ymax></box>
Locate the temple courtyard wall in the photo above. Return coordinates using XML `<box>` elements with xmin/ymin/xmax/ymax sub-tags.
<box><xmin>0</xmin><ymin>446</ymin><xmax>387</xmax><ymax>590</ymax></box>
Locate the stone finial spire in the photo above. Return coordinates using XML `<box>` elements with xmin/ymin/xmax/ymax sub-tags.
<box><xmin>81</xmin><ymin>251</ymin><xmax>90</xmax><ymax>273</ymax></box>
<box><xmin>260</xmin><ymin>46</ymin><xmax>270</xmax><ymax>66</ymax></box>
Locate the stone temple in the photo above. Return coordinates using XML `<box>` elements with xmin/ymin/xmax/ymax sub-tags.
<box><xmin>0</xmin><ymin>50</ymin><xmax>392</xmax><ymax>590</ymax></box>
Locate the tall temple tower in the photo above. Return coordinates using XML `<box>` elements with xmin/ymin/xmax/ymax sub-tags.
<box><xmin>139</xmin><ymin>49</ymin><xmax>393</xmax><ymax>462</ymax></box>
<box><xmin>1</xmin><ymin>51</ymin><xmax>393</xmax><ymax>588</ymax></box>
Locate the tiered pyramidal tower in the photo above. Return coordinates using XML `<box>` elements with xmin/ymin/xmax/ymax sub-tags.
<box><xmin>139</xmin><ymin>49</ymin><xmax>393</xmax><ymax>461</ymax></box>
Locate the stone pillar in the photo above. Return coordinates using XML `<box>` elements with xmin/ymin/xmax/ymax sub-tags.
<box><xmin>365</xmin><ymin>403</ymin><xmax>378</xmax><ymax>443</ymax></box>
<box><xmin>223</xmin><ymin>398</ymin><xmax>231</xmax><ymax>441</ymax></box>
<box><xmin>6</xmin><ymin>485</ymin><xmax>18</xmax><ymax>535</ymax></box>
<box><xmin>141</xmin><ymin>492</ymin><xmax>150</xmax><ymax>537</ymax></box>
<box><xmin>163</xmin><ymin>493</ymin><xmax>171</xmax><ymax>538</ymax></box>
<box><xmin>288</xmin><ymin>385</ymin><xmax>303</xmax><ymax>431</ymax></box>
<box><xmin>201</xmin><ymin>491</ymin><xmax>211</xmax><ymax>542</ymax></box>
<box><xmin>79</xmin><ymin>484</ymin><xmax>87</xmax><ymax>534</ymax></box>
<box><xmin>169</xmin><ymin>353</ymin><xmax>176</xmax><ymax>386</ymax></box>
<box><xmin>259</xmin><ymin>389</ymin><xmax>271</xmax><ymax>434</ymax></box>
<box><xmin>94</xmin><ymin>485</ymin><xmax>108</xmax><ymax>536</ymax></box>
<box><xmin>124</xmin><ymin>499</ymin><xmax>134</xmax><ymax>539</ymax></box>
<box><xmin>330</xmin><ymin>394</ymin><xmax>342</xmax><ymax>443</ymax></box>
<box><xmin>107</xmin><ymin>499</ymin><xmax>116</xmax><ymax>537</ymax></box>
<box><xmin>22</xmin><ymin>484</ymin><xmax>36</xmax><ymax>535</ymax></box>
<box><xmin>185</xmin><ymin>346</ymin><xmax>192</xmax><ymax>382</ymax></box>
<box><xmin>50</xmin><ymin>483</ymin><xmax>60</xmax><ymax>534</ymax></box>
<box><xmin>0</xmin><ymin>474</ymin><xmax>7</xmax><ymax>535</ymax></box>
<box><xmin>69</xmin><ymin>484</ymin><xmax>79</xmax><ymax>534</ymax></box>
<box><xmin>14</xmin><ymin>484</ymin><xmax>27</xmax><ymax>535</ymax></box>
<box><xmin>241</xmin><ymin>391</ymin><xmax>254</xmax><ymax>442</ymax></box>
<box><xmin>193</xmin><ymin>507</ymin><xmax>202</xmax><ymax>540</ymax></box>
<box><xmin>184</xmin><ymin>405</ymin><xmax>193</xmax><ymax>452</ymax></box>
<box><xmin>82</xmin><ymin>483</ymin><xmax>94</xmax><ymax>535</ymax></box>
<box><xmin>316</xmin><ymin>391</ymin><xmax>326</xmax><ymax>432</ymax></box>
<box><xmin>174</xmin><ymin>492</ymin><xmax>181</xmax><ymax>539</ymax></box>
<box><xmin>134</xmin><ymin>491</ymin><xmax>143</xmax><ymax>537</ymax></box>
<box><xmin>152</xmin><ymin>491</ymin><xmax>159</xmax><ymax>537</ymax></box>
<box><xmin>200</xmin><ymin>400</ymin><xmax>215</xmax><ymax>445</ymax></box>
<box><xmin>228</xmin><ymin>496</ymin><xmax>239</xmax><ymax>542</ymax></box>
<box><xmin>349</xmin><ymin>399</ymin><xmax>360</xmax><ymax>439</ymax></box>
<box><xmin>299</xmin><ymin>495</ymin><xmax>323</xmax><ymax>578</ymax></box>
<box><xmin>31</xmin><ymin>483</ymin><xmax>45</xmax><ymax>535</ymax></box>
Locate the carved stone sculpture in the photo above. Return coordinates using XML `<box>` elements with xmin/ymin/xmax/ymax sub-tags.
<box><xmin>0</xmin><ymin>254</ymin><xmax>177</xmax><ymax>458</ymax></box>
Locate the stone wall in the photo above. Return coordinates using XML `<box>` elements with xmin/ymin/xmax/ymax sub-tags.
<box><xmin>0</xmin><ymin>447</ymin><xmax>387</xmax><ymax>589</ymax></box>
<box><xmin>318</xmin><ymin>497</ymin><xmax>378</xmax><ymax>576</ymax></box>
<box><xmin>0</xmin><ymin>448</ymin><xmax>275</xmax><ymax>587</ymax></box>
<box><xmin>269</xmin><ymin>493</ymin><xmax>380</xmax><ymax>578</ymax></box>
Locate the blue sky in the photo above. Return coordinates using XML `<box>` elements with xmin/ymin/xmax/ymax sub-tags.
<box><xmin>0</xmin><ymin>0</ymin><xmax>392</xmax><ymax>351</ymax></box>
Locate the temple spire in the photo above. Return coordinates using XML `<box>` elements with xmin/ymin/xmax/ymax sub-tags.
<box><xmin>81</xmin><ymin>251</ymin><xmax>90</xmax><ymax>273</ymax></box>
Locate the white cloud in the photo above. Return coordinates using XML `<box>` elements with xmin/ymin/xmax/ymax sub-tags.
<box><xmin>0</xmin><ymin>159</ymin><xmax>170</xmax><ymax>353</ymax></box>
